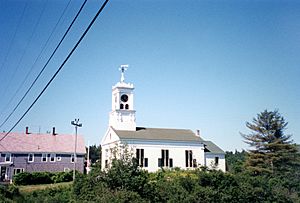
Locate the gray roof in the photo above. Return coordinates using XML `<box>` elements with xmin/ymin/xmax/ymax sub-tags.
<box><xmin>203</xmin><ymin>141</ymin><xmax>225</xmax><ymax>154</ymax></box>
<box><xmin>113</xmin><ymin>127</ymin><xmax>204</xmax><ymax>142</ymax></box>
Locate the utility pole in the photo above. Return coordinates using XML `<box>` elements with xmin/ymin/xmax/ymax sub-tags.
<box><xmin>71</xmin><ymin>119</ymin><xmax>82</xmax><ymax>181</ymax></box>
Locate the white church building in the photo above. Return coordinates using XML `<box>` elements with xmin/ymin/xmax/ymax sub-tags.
<box><xmin>101</xmin><ymin>66</ymin><xmax>226</xmax><ymax>172</ymax></box>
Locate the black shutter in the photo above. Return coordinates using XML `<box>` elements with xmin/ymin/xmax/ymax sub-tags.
<box><xmin>185</xmin><ymin>150</ymin><xmax>188</xmax><ymax>167</ymax></box>
<box><xmin>161</xmin><ymin>150</ymin><xmax>165</xmax><ymax>167</ymax></box>
<box><xmin>189</xmin><ymin>151</ymin><xmax>193</xmax><ymax>167</ymax></box>
<box><xmin>144</xmin><ymin>158</ymin><xmax>148</xmax><ymax>167</ymax></box>
<box><xmin>166</xmin><ymin>150</ymin><xmax>169</xmax><ymax>167</ymax></box>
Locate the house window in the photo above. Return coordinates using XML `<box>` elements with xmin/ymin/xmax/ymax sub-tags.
<box><xmin>42</xmin><ymin>153</ymin><xmax>48</xmax><ymax>162</ymax></box>
<box><xmin>214</xmin><ymin>157</ymin><xmax>219</xmax><ymax>165</ymax></box>
<box><xmin>71</xmin><ymin>154</ymin><xmax>75</xmax><ymax>163</ymax></box>
<box><xmin>136</xmin><ymin>148</ymin><xmax>148</xmax><ymax>167</ymax></box>
<box><xmin>28</xmin><ymin>153</ymin><xmax>34</xmax><ymax>162</ymax></box>
<box><xmin>5</xmin><ymin>153</ymin><xmax>11</xmax><ymax>162</ymax></box>
<box><xmin>185</xmin><ymin>150</ymin><xmax>193</xmax><ymax>167</ymax></box>
<box><xmin>50</xmin><ymin>154</ymin><xmax>56</xmax><ymax>162</ymax></box>
<box><xmin>13</xmin><ymin>168</ymin><xmax>24</xmax><ymax>175</ymax></box>
<box><xmin>57</xmin><ymin>155</ymin><xmax>62</xmax><ymax>161</ymax></box>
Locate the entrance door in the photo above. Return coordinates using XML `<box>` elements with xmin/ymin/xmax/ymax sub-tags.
<box><xmin>0</xmin><ymin>166</ymin><xmax>6</xmax><ymax>181</ymax></box>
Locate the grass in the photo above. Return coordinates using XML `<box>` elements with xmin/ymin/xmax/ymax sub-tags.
<box><xmin>18</xmin><ymin>181</ymin><xmax>73</xmax><ymax>194</ymax></box>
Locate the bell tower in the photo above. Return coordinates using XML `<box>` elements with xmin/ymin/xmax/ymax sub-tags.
<box><xmin>109</xmin><ymin>65</ymin><xmax>136</xmax><ymax>131</ymax></box>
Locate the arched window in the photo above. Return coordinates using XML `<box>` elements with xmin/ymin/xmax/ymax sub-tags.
<box><xmin>125</xmin><ymin>104</ymin><xmax>129</xmax><ymax>109</ymax></box>
<box><xmin>120</xmin><ymin>104</ymin><xmax>124</xmax><ymax>109</ymax></box>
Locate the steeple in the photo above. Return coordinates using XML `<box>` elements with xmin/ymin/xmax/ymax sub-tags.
<box><xmin>109</xmin><ymin>65</ymin><xmax>136</xmax><ymax>131</ymax></box>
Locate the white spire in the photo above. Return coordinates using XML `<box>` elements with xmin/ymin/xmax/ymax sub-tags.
<box><xmin>119</xmin><ymin>64</ymin><xmax>129</xmax><ymax>83</ymax></box>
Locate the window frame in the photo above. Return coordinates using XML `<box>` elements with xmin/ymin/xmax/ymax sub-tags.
<box><xmin>214</xmin><ymin>157</ymin><xmax>219</xmax><ymax>165</ymax></box>
<box><xmin>41</xmin><ymin>153</ymin><xmax>48</xmax><ymax>162</ymax></box>
<box><xmin>5</xmin><ymin>153</ymin><xmax>11</xmax><ymax>162</ymax></box>
<box><xmin>50</xmin><ymin>153</ymin><xmax>56</xmax><ymax>162</ymax></box>
<box><xmin>71</xmin><ymin>154</ymin><xmax>75</xmax><ymax>163</ymax></box>
<box><xmin>13</xmin><ymin>168</ymin><xmax>24</xmax><ymax>175</ymax></box>
<box><xmin>28</xmin><ymin>153</ymin><xmax>34</xmax><ymax>162</ymax></box>
<box><xmin>56</xmin><ymin>155</ymin><xmax>62</xmax><ymax>162</ymax></box>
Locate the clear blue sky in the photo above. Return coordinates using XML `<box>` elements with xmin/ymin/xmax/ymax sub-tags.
<box><xmin>0</xmin><ymin>0</ymin><xmax>299</xmax><ymax>151</ymax></box>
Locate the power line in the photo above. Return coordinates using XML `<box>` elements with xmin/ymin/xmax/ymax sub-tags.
<box><xmin>0</xmin><ymin>0</ymin><xmax>87</xmax><ymax>129</ymax></box>
<box><xmin>0</xmin><ymin>0</ymin><xmax>110</xmax><ymax>142</ymax></box>
<box><xmin>0</xmin><ymin>0</ymin><xmax>72</xmax><ymax>122</ymax></box>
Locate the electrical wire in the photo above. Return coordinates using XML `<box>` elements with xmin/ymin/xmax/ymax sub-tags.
<box><xmin>0</xmin><ymin>0</ymin><xmax>88</xmax><ymax>129</ymax></box>
<box><xmin>0</xmin><ymin>0</ymin><xmax>72</xmax><ymax>121</ymax></box>
<box><xmin>0</xmin><ymin>0</ymin><xmax>110</xmax><ymax>142</ymax></box>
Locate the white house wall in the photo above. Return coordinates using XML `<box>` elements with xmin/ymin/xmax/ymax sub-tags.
<box><xmin>205</xmin><ymin>153</ymin><xmax>226</xmax><ymax>172</ymax></box>
<box><xmin>101</xmin><ymin>127</ymin><xmax>121</xmax><ymax>169</ymax></box>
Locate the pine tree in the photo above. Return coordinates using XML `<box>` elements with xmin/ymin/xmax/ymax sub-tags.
<box><xmin>241</xmin><ymin>110</ymin><xmax>298</xmax><ymax>174</ymax></box>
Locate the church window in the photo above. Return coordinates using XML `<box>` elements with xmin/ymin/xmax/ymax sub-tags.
<box><xmin>120</xmin><ymin>104</ymin><xmax>124</xmax><ymax>109</ymax></box>
<box><xmin>214</xmin><ymin>157</ymin><xmax>219</xmax><ymax>165</ymax></box>
<box><xmin>136</xmin><ymin>148</ymin><xmax>148</xmax><ymax>167</ymax></box>
<box><xmin>125</xmin><ymin>104</ymin><xmax>129</xmax><ymax>109</ymax></box>
<box><xmin>193</xmin><ymin>159</ymin><xmax>197</xmax><ymax>168</ymax></box>
<box><xmin>185</xmin><ymin>150</ymin><xmax>193</xmax><ymax>167</ymax></box>
<box><xmin>159</xmin><ymin>149</ymin><xmax>172</xmax><ymax>168</ymax></box>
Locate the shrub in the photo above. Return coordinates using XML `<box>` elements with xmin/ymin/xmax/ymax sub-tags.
<box><xmin>51</xmin><ymin>171</ymin><xmax>73</xmax><ymax>183</ymax></box>
<box><xmin>14</xmin><ymin>172</ymin><xmax>33</xmax><ymax>185</ymax></box>
<box><xmin>14</xmin><ymin>171</ymin><xmax>74</xmax><ymax>185</ymax></box>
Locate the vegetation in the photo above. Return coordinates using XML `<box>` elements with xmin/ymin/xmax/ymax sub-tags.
<box><xmin>1</xmin><ymin>110</ymin><xmax>299</xmax><ymax>202</ymax></box>
<box><xmin>14</xmin><ymin>171</ymin><xmax>73</xmax><ymax>185</ymax></box>
<box><xmin>241</xmin><ymin>109</ymin><xmax>299</xmax><ymax>175</ymax></box>
<box><xmin>87</xmin><ymin>144</ymin><xmax>101</xmax><ymax>164</ymax></box>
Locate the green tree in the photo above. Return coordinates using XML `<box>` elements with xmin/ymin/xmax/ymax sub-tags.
<box><xmin>87</xmin><ymin>144</ymin><xmax>101</xmax><ymax>164</ymax></box>
<box><xmin>241</xmin><ymin>109</ymin><xmax>298</xmax><ymax>174</ymax></box>
<box><xmin>225</xmin><ymin>150</ymin><xmax>247</xmax><ymax>174</ymax></box>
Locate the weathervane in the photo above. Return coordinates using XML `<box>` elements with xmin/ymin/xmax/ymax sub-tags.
<box><xmin>119</xmin><ymin>64</ymin><xmax>129</xmax><ymax>82</ymax></box>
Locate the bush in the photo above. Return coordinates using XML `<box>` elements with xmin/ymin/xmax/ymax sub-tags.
<box><xmin>51</xmin><ymin>171</ymin><xmax>73</xmax><ymax>183</ymax></box>
<box><xmin>23</xmin><ymin>185</ymin><xmax>72</xmax><ymax>203</ymax></box>
<box><xmin>14</xmin><ymin>171</ymin><xmax>74</xmax><ymax>185</ymax></box>
<box><xmin>14</xmin><ymin>172</ymin><xmax>33</xmax><ymax>185</ymax></box>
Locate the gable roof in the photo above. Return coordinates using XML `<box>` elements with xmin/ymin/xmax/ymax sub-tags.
<box><xmin>203</xmin><ymin>141</ymin><xmax>225</xmax><ymax>154</ymax></box>
<box><xmin>113</xmin><ymin>127</ymin><xmax>204</xmax><ymax>142</ymax></box>
<box><xmin>0</xmin><ymin>132</ymin><xmax>86</xmax><ymax>154</ymax></box>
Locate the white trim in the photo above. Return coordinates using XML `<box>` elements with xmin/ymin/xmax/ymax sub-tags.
<box><xmin>28</xmin><ymin>153</ymin><xmax>34</xmax><ymax>162</ymax></box>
